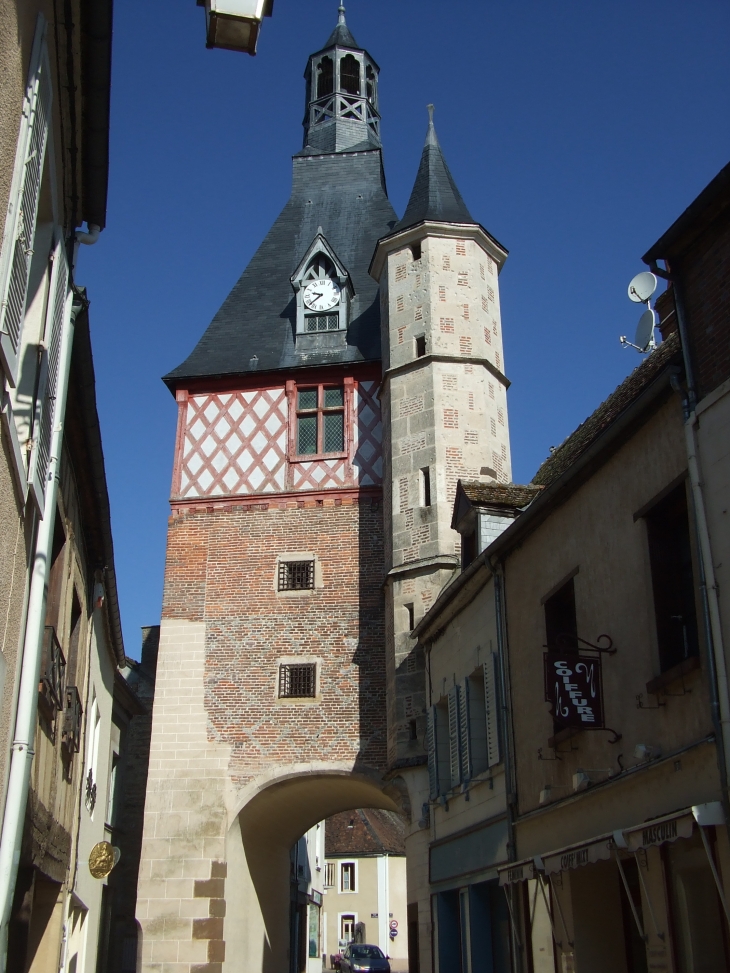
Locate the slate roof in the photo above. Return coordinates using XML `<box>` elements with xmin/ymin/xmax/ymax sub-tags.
<box><xmin>164</xmin><ymin>149</ymin><xmax>397</xmax><ymax>387</ymax></box>
<box><xmin>395</xmin><ymin>114</ymin><xmax>475</xmax><ymax>233</ymax></box>
<box><xmin>325</xmin><ymin>809</ymin><xmax>406</xmax><ymax>858</ymax></box>
<box><xmin>532</xmin><ymin>332</ymin><xmax>682</xmax><ymax>488</ymax></box>
<box><xmin>459</xmin><ymin>481</ymin><xmax>543</xmax><ymax>509</ymax></box>
<box><xmin>324</xmin><ymin>14</ymin><xmax>359</xmax><ymax>50</ymax></box>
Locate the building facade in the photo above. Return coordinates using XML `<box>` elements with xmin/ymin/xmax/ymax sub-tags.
<box><xmin>412</xmin><ymin>162</ymin><xmax>730</xmax><ymax>973</ymax></box>
<box><xmin>322</xmin><ymin>809</ymin><xmax>407</xmax><ymax>970</ymax></box>
<box><xmin>137</xmin><ymin>8</ymin><xmax>513</xmax><ymax>973</ymax></box>
<box><xmin>0</xmin><ymin>3</ymin><xmax>134</xmax><ymax>971</ymax></box>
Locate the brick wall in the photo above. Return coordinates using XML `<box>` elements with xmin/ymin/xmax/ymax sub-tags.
<box><xmin>162</xmin><ymin>495</ymin><xmax>387</xmax><ymax>781</ymax></box>
<box><xmin>678</xmin><ymin>214</ymin><xmax>730</xmax><ymax>400</ymax></box>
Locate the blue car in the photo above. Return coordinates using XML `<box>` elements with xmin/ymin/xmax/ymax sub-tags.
<box><xmin>339</xmin><ymin>944</ymin><xmax>390</xmax><ymax>973</ymax></box>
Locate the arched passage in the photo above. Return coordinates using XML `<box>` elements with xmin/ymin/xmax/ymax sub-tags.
<box><xmin>224</xmin><ymin>769</ymin><xmax>403</xmax><ymax>973</ymax></box>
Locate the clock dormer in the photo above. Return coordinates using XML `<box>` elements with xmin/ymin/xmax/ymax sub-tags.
<box><xmin>291</xmin><ymin>232</ymin><xmax>354</xmax><ymax>335</ymax></box>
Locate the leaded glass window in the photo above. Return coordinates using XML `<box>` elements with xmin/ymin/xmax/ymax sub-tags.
<box><xmin>295</xmin><ymin>385</ymin><xmax>345</xmax><ymax>456</ymax></box>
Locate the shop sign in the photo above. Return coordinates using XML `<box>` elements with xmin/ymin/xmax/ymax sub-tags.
<box><xmin>544</xmin><ymin>653</ymin><xmax>603</xmax><ymax>729</ymax></box>
<box><xmin>543</xmin><ymin>837</ymin><xmax>613</xmax><ymax>874</ymax></box>
<box><xmin>624</xmin><ymin>812</ymin><xmax>694</xmax><ymax>853</ymax></box>
<box><xmin>310</xmin><ymin>890</ymin><xmax>322</xmax><ymax>907</ymax></box>
<box><xmin>498</xmin><ymin>859</ymin><xmax>536</xmax><ymax>886</ymax></box>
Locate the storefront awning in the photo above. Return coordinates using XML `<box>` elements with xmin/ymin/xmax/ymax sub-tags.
<box><xmin>498</xmin><ymin>803</ymin><xmax>725</xmax><ymax>885</ymax></box>
<box><xmin>618</xmin><ymin>808</ymin><xmax>694</xmax><ymax>853</ymax></box>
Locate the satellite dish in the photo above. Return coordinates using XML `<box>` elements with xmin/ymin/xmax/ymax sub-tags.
<box><xmin>634</xmin><ymin>308</ymin><xmax>656</xmax><ymax>351</ymax></box>
<box><xmin>628</xmin><ymin>272</ymin><xmax>657</xmax><ymax>304</ymax></box>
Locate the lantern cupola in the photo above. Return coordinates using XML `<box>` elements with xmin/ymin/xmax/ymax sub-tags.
<box><xmin>303</xmin><ymin>4</ymin><xmax>381</xmax><ymax>154</ymax></box>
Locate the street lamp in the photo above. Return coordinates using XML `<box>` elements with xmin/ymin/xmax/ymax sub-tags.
<box><xmin>197</xmin><ymin>0</ymin><xmax>274</xmax><ymax>55</ymax></box>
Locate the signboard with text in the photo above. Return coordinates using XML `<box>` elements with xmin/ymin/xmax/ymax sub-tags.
<box><xmin>544</xmin><ymin>653</ymin><xmax>604</xmax><ymax>730</ymax></box>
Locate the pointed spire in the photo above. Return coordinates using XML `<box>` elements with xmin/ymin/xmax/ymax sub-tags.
<box><xmin>325</xmin><ymin>2</ymin><xmax>359</xmax><ymax>48</ymax></box>
<box><xmin>396</xmin><ymin>106</ymin><xmax>475</xmax><ymax>232</ymax></box>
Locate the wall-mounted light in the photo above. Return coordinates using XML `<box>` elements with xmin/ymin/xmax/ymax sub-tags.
<box><xmin>634</xmin><ymin>744</ymin><xmax>661</xmax><ymax>762</ymax></box>
<box><xmin>197</xmin><ymin>0</ymin><xmax>274</xmax><ymax>55</ymax></box>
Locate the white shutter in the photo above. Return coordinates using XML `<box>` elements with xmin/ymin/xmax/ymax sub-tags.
<box><xmin>459</xmin><ymin>678</ymin><xmax>472</xmax><ymax>782</ymax></box>
<box><xmin>0</xmin><ymin>17</ymin><xmax>52</xmax><ymax>385</ymax></box>
<box><xmin>448</xmin><ymin>686</ymin><xmax>461</xmax><ymax>789</ymax></box>
<box><xmin>427</xmin><ymin>705</ymin><xmax>439</xmax><ymax>800</ymax></box>
<box><xmin>27</xmin><ymin>236</ymin><xmax>69</xmax><ymax>510</ymax></box>
<box><xmin>485</xmin><ymin>652</ymin><xmax>501</xmax><ymax>768</ymax></box>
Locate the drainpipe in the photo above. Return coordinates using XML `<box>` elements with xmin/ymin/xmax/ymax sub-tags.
<box><xmin>486</xmin><ymin>556</ymin><xmax>523</xmax><ymax>971</ymax></box>
<box><xmin>0</xmin><ymin>288</ymin><xmax>80</xmax><ymax>966</ymax></box>
<box><xmin>658</xmin><ymin>269</ymin><xmax>730</xmax><ymax>810</ymax></box>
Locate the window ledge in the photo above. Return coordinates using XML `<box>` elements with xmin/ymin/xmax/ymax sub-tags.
<box><xmin>291</xmin><ymin>451</ymin><xmax>347</xmax><ymax>462</ymax></box>
<box><xmin>646</xmin><ymin>655</ymin><xmax>700</xmax><ymax>696</ymax></box>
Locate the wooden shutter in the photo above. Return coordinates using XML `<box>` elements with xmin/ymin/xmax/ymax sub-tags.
<box><xmin>460</xmin><ymin>677</ymin><xmax>472</xmax><ymax>782</ymax></box>
<box><xmin>485</xmin><ymin>651</ymin><xmax>501</xmax><ymax>767</ymax></box>
<box><xmin>426</xmin><ymin>705</ymin><xmax>439</xmax><ymax>800</ymax></box>
<box><xmin>0</xmin><ymin>18</ymin><xmax>52</xmax><ymax>385</ymax></box>
<box><xmin>448</xmin><ymin>686</ymin><xmax>461</xmax><ymax>789</ymax></box>
<box><xmin>27</xmin><ymin>236</ymin><xmax>68</xmax><ymax>510</ymax></box>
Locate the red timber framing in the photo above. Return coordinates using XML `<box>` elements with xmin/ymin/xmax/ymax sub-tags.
<box><xmin>169</xmin><ymin>365</ymin><xmax>382</xmax><ymax>509</ymax></box>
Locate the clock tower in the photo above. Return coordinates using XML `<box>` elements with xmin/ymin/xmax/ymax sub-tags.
<box><xmin>137</xmin><ymin>10</ymin><xmax>401</xmax><ymax>973</ymax></box>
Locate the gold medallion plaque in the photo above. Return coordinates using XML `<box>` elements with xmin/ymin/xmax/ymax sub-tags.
<box><xmin>88</xmin><ymin>841</ymin><xmax>115</xmax><ymax>879</ymax></box>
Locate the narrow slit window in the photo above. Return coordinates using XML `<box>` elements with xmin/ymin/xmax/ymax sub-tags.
<box><xmin>415</xmin><ymin>335</ymin><xmax>426</xmax><ymax>358</ymax></box>
<box><xmin>411</xmin><ymin>242</ymin><xmax>422</xmax><ymax>261</ymax></box>
<box><xmin>405</xmin><ymin>603</ymin><xmax>415</xmax><ymax>630</ymax></box>
<box><xmin>421</xmin><ymin>467</ymin><xmax>431</xmax><ymax>507</ymax></box>
<box><xmin>279</xmin><ymin>663</ymin><xmax>317</xmax><ymax>698</ymax></box>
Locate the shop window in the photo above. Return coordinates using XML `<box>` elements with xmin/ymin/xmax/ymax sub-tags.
<box><xmin>544</xmin><ymin>576</ymin><xmax>577</xmax><ymax>652</ymax></box>
<box><xmin>666</xmin><ymin>829</ymin><xmax>729</xmax><ymax>970</ymax></box>
<box><xmin>341</xmin><ymin>862</ymin><xmax>356</xmax><ymax>892</ymax></box>
<box><xmin>296</xmin><ymin>386</ymin><xmax>345</xmax><ymax>456</ymax></box>
<box><xmin>645</xmin><ymin>483</ymin><xmax>699</xmax><ymax>672</ymax></box>
<box><xmin>340</xmin><ymin>54</ymin><xmax>360</xmax><ymax>95</ymax></box>
<box><xmin>317</xmin><ymin>56</ymin><xmax>334</xmax><ymax>98</ymax></box>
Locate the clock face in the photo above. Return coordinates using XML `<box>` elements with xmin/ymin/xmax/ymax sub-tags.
<box><xmin>303</xmin><ymin>278</ymin><xmax>340</xmax><ymax>312</ymax></box>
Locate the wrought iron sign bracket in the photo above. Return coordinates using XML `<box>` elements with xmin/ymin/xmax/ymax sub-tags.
<box><xmin>595</xmin><ymin>727</ymin><xmax>622</xmax><ymax>744</ymax></box>
<box><xmin>547</xmin><ymin>633</ymin><xmax>616</xmax><ymax>656</ymax></box>
<box><xmin>538</xmin><ymin>747</ymin><xmax>562</xmax><ymax>762</ymax></box>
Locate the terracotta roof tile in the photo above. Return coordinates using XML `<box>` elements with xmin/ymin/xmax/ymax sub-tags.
<box><xmin>325</xmin><ymin>809</ymin><xmax>406</xmax><ymax>858</ymax></box>
<box><xmin>459</xmin><ymin>481</ymin><xmax>542</xmax><ymax>509</ymax></box>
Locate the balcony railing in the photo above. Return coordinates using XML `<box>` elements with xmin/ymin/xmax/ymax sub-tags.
<box><xmin>62</xmin><ymin>686</ymin><xmax>83</xmax><ymax>754</ymax></box>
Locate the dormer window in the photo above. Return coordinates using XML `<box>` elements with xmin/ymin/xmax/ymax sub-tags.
<box><xmin>317</xmin><ymin>56</ymin><xmax>334</xmax><ymax>98</ymax></box>
<box><xmin>291</xmin><ymin>233</ymin><xmax>354</xmax><ymax>336</ymax></box>
<box><xmin>340</xmin><ymin>54</ymin><xmax>360</xmax><ymax>95</ymax></box>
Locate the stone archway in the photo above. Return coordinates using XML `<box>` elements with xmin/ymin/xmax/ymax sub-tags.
<box><xmin>224</xmin><ymin>768</ymin><xmax>402</xmax><ymax>973</ymax></box>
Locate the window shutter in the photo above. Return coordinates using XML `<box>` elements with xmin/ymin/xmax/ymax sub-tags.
<box><xmin>460</xmin><ymin>678</ymin><xmax>472</xmax><ymax>782</ymax></box>
<box><xmin>426</xmin><ymin>705</ymin><xmax>439</xmax><ymax>800</ymax></box>
<box><xmin>485</xmin><ymin>651</ymin><xmax>501</xmax><ymax>768</ymax></box>
<box><xmin>448</xmin><ymin>686</ymin><xmax>461</xmax><ymax>789</ymax></box>
<box><xmin>27</xmin><ymin>237</ymin><xmax>68</xmax><ymax>510</ymax></box>
<box><xmin>0</xmin><ymin>20</ymin><xmax>52</xmax><ymax>385</ymax></box>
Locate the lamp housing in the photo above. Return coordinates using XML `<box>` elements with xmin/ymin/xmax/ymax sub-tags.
<box><xmin>198</xmin><ymin>0</ymin><xmax>274</xmax><ymax>54</ymax></box>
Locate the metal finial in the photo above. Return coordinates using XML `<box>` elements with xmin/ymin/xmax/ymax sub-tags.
<box><xmin>338</xmin><ymin>3</ymin><xmax>346</xmax><ymax>24</ymax></box>
<box><xmin>427</xmin><ymin>104</ymin><xmax>435</xmax><ymax>124</ymax></box>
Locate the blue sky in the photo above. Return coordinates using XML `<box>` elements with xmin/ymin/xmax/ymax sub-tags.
<box><xmin>75</xmin><ymin>0</ymin><xmax>730</xmax><ymax>658</ymax></box>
